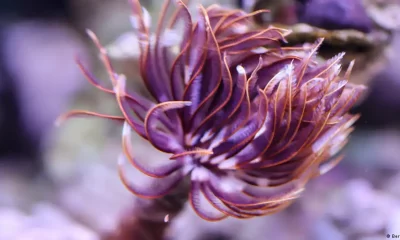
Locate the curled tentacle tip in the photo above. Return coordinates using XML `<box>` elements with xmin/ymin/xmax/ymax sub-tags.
<box><xmin>118</xmin><ymin>153</ymin><xmax>127</xmax><ymax>166</ymax></box>
<box><xmin>292</xmin><ymin>188</ymin><xmax>305</xmax><ymax>196</ymax></box>
<box><xmin>169</xmin><ymin>148</ymin><xmax>213</xmax><ymax>160</ymax></box>
<box><xmin>130</xmin><ymin>15</ymin><xmax>140</xmax><ymax>30</ymax></box>
<box><xmin>54</xmin><ymin>112</ymin><xmax>74</xmax><ymax>127</ymax></box>
<box><xmin>315</xmin><ymin>37</ymin><xmax>325</xmax><ymax>45</ymax></box>
<box><xmin>122</xmin><ymin>121</ymin><xmax>132</xmax><ymax>137</ymax></box>
<box><xmin>282</xmin><ymin>29</ymin><xmax>293</xmax><ymax>36</ymax></box>
<box><xmin>236</xmin><ymin>65</ymin><xmax>246</xmax><ymax>74</ymax></box>
<box><xmin>73</xmin><ymin>54</ymin><xmax>82</xmax><ymax>63</ymax></box>
<box><xmin>85</xmin><ymin>29</ymin><xmax>97</xmax><ymax>39</ymax></box>
<box><xmin>86</xmin><ymin>29</ymin><xmax>108</xmax><ymax>55</ymax></box>
<box><xmin>337</xmin><ymin>52</ymin><xmax>346</xmax><ymax>58</ymax></box>
<box><xmin>117</xmin><ymin>74</ymin><xmax>127</xmax><ymax>82</ymax></box>
<box><xmin>175</xmin><ymin>0</ymin><xmax>185</xmax><ymax>6</ymax></box>
<box><xmin>198</xmin><ymin>5</ymin><xmax>210</xmax><ymax>21</ymax></box>
<box><xmin>191</xmin><ymin>167</ymin><xmax>210</xmax><ymax>182</ymax></box>
<box><xmin>54</xmin><ymin>116</ymin><xmax>65</xmax><ymax>127</ymax></box>
<box><xmin>218</xmin><ymin>159</ymin><xmax>237</xmax><ymax>169</ymax></box>
<box><xmin>183</xmin><ymin>101</ymin><xmax>192</xmax><ymax>106</ymax></box>
<box><xmin>114</xmin><ymin>74</ymin><xmax>127</xmax><ymax>97</ymax></box>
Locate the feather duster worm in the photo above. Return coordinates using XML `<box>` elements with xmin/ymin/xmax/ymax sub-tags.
<box><xmin>59</xmin><ymin>0</ymin><xmax>366</xmax><ymax>221</ymax></box>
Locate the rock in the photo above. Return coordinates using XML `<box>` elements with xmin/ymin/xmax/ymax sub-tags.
<box><xmin>297</xmin><ymin>0</ymin><xmax>373</xmax><ymax>32</ymax></box>
<box><xmin>0</xmin><ymin>204</ymin><xmax>99</xmax><ymax>240</ymax></box>
<box><xmin>325</xmin><ymin>179</ymin><xmax>400</xmax><ymax>238</ymax></box>
<box><xmin>0</xmin><ymin>20</ymin><xmax>88</xmax><ymax>174</ymax></box>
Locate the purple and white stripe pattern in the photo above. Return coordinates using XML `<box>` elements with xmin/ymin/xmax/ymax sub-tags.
<box><xmin>61</xmin><ymin>0</ymin><xmax>366</xmax><ymax>220</ymax></box>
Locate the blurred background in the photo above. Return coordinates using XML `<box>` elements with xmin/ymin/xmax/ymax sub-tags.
<box><xmin>0</xmin><ymin>0</ymin><xmax>399</xmax><ymax>239</ymax></box>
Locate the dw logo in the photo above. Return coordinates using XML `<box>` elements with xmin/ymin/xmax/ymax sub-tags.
<box><xmin>387</xmin><ymin>234</ymin><xmax>400</xmax><ymax>238</ymax></box>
